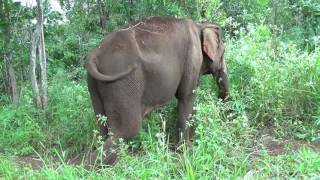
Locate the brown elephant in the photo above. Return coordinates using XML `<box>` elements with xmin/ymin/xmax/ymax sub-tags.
<box><xmin>85</xmin><ymin>16</ymin><xmax>228</xmax><ymax>165</ymax></box>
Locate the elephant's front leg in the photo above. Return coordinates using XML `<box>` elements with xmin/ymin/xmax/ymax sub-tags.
<box><xmin>177</xmin><ymin>95</ymin><xmax>195</xmax><ymax>146</ymax></box>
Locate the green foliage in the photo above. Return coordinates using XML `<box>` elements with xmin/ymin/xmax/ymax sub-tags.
<box><xmin>47</xmin><ymin>69</ymin><xmax>95</xmax><ymax>153</ymax></box>
<box><xmin>0</xmin><ymin>97</ymin><xmax>44</xmax><ymax>155</ymax></box>
<box><xmin>1</xmin><ymin>0</ymin><xmax>320</xmax><ymax>178</ymax></box>
<box><xmin>0</xmin><ymin>0</ymin><xmax>32</xmax><ymax>97</ymax></box>
<box><xmin>197</xmin><ymin>24</ymin><xmax>320</xmax><ymax>138</ymax></box>
<box><xmin>251</xmin><ymin>148</ymin><xmax>320</xmax><ymax>178</ymax></box>
<box><xmin>0</xmin><ymin>156</ymin><xmax>21</xmax><ymax>179</ymax></box>
<box><xmin>0</xmin><ymin>68</ymin><xmax>95</xmax><ymax>155</ymax></box>
<box><xmin>226</xmin><ymin>24</ymin><xmax>320</xmax><ymax>138</ymax></box>
<box><xmin>1</xmin><ymin>70</ymin><xmax>319</xmax><ymax>178</ymax></box>
<box><xmin>2</xmin><ymin>27</ymin><xmax>319</xmax><ymax>178</ymax></box>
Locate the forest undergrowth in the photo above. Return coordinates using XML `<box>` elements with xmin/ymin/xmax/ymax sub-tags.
<box><xmin>1</xmin><ymin>24</ymin><xmax>320</xmax><ymax>179</ymax></box>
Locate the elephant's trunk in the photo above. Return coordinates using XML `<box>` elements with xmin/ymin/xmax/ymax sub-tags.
<box><xmin>214</xmin><ymin>61</ymin><xmax>229</xmax><ymax>100</ymax></box>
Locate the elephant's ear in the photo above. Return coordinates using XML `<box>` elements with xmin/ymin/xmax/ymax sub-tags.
<box><xmin>202</xmin><ymin>26</ymin><xmax>222</xmax><ymax>63</ymax></box>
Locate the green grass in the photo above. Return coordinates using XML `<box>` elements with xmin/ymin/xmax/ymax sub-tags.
<box><xmin>0</xmin><ymin>24</ymin><xmax>319</xmax><ymax>179</ymax></box>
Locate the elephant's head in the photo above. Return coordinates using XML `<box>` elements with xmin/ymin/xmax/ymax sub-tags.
<box><xmin>198</xmin><ymin>24</ymin><xmax>229</xmax><ymax>100</ymax></box>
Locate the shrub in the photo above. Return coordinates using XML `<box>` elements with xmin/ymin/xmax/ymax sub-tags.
<box><xmin>225</xmin><ymin>24</ymin><xmax>320</xmax><ymax>137</ymax></box>
<box><xmin>46</xmin><ymin>68</ymin><xmax>96</xmax><ymax>154</ymax></box>
<box><xmin>0</xmin><ymin>94</ymin><xmax>44</xmax><ymax>155</ymax></box>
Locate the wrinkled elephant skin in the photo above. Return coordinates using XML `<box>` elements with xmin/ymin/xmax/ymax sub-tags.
<box><xmin>85</xmin><ymin>16</ymin><xmax>229</xmax><ymax>165</ymax></box>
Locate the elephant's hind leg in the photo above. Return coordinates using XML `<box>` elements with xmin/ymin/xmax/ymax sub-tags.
<box><xmin>102</xmin><ymin>105</ymin><xmax>143</xmax><ymax>165</ymax></box>
<box><xmin>86</xmin><ymin>110</ymin><xmax>142</xmax><ymax>166</ymax></box>
<box><xmin>87</xmin><ymin>75</ymin><xmax>108</xmax><ymax>139</ymax></box>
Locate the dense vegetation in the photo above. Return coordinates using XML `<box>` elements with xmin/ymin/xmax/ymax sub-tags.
<box><xmin>1</xmin><ymin>0</ymin><xmax>320</xmax><ymax>179</ymax></box>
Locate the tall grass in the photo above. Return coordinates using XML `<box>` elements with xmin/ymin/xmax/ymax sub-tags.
<box><xmin>226</xmin><ymin>24</ymin><xmax>320</xmax><ymax>137</ymax></box>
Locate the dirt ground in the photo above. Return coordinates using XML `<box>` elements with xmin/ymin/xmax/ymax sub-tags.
<box><xmin>16</xmin><ymin>152</ymin><xmax>87</xmax><ymax>170</ymax></box>
<box><xmin>16</xmin><ymin>131</ymin><xmax>320</xmax><ymax>170</ymax></box>
<box><xmin>250</xmin><ymin>126</ymin><xmax>320</xmax><ymax>156</ymax></box>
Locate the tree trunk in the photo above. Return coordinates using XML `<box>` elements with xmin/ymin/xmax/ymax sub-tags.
<box><xmin>30</xmin><ymin>28</ymin><xmax>41</xmax><ymax>108</ymax></box>
<box><xmin>4</xmin><ymin>52</ymin><xmax>19</xmax><ymax>105</ymax></box>
<box><xmin>271</xmin><ymin>0</ymin><xmax>279</xmax><ymax>61</ymax></box>
<box><xmin>2</xmin><ymin>1</ymin><xmax>19</xmax><ymax>105</ymax></box>
<box><xmin>29</xmin><ymin>0</ymin><xmax>47</xmax><ymax>109</ymax></box>
<box><xmin>37</xmin><ymin>0</ymin><xmax>47</xmax><ymax>109</ymax></box>
<box><xmin>38</xmin><ymin>22</ymin><xmax>48</xmax><ymax>109</ymax></box>
<box><xmin>97</xmin><ymin>0</ymin><xmax>107</xmax><ymax>33</ymax></box>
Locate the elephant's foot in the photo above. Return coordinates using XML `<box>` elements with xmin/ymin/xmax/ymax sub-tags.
<box><xmin>84</xmin><ymin>150</ymin><xmax>118</xmax><ymax>169</ymax></box>
<box><xmin>175</xmin><ymin>141</ymin><xmax>193</xmax><ymax>154</ymax></box>
<box><xmin>84</xmin><ymin>138</ymin><xmax>119</xmax><ymax>168</ymax></box>
<box><xmin>175</xmin><ymin>131</ymin><xmax>193</xmax><ymax>153</ymax></box>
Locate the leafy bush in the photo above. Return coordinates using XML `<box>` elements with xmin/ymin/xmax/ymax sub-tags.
<box><xmin>0</xmin><ymin>94</ymin><xmax>44</xmax><ymax>155</ymax></box>
<box><xmin>0</xmin><ymin>68</ymin><xmax>96</xmax><ymax>155</ymax></box>
<box><xmin>226</xmin><ymin>24</ymin><xmax>320</xmax><ymax>137</ymax></box>
<box><xmin>46</xmin><ymin>69</ymin><xmax>96</xmax><ymax>154</ymax></box>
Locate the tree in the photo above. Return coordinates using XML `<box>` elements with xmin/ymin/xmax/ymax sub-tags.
<box><xmin>29</xmin><ymin>0</ymin><xmax>47</xmax><ymax>109</ymax></box>
<box><xmin>1</xmin><ymin>0</ymin><xmax>20</xmax><ymax>105</ymax></box>
<box><xmin>97</xmin><ymin>0</ymin><xmax>108</xmax><ymax>33</ymax></box>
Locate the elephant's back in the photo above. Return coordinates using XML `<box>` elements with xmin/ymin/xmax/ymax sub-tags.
<box><xmin>130</xmin><ymin>18</ymin><xmax>195</xmax><ymax>110</ymax></box>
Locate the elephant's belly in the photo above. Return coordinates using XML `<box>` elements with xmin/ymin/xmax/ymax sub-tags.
<box><xmin>140</xmin><ymin>55</ymin><xmax>182</xmax><ymax>117</ymax></box>
<box><xmin>142</xmin><ymin>100</ymin><xmax>172</xmax><ymax>118</ymax></box>
<box><xmin>141</xmin><ymin>73</ymin><xmax>180</xmax><ymax>116</ymax></box>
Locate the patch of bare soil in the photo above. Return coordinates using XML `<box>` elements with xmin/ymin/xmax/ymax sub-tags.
<box><xmin>16</xmin><ymin>130</ymin><xmax>320</xmax><ymax>170</ymax></box>
<box><xmin>16</xmin><ymin>153</ymin><xmax>90</xmax><ymax>170</ymax></box>
<box><xmin>250</xmin><ymin>128</ymin><xmax>320</xmax><ymax>157</ymax></box>
<box><xmin>17</xmin><ymin>155</ymin><xmax>44</xmax><ymax>170</ymax></box>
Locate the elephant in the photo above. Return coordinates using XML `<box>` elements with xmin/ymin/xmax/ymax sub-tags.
<box><xmin>85</xmin><ymin>16</ymin><xmax>228</xmax><ymax>165</ymax></box>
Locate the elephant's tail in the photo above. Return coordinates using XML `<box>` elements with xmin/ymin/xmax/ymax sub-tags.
<box><xmin>85</xmin><ymin>56</ymin><xmax>137</xmax><ymax>82</ymax></box>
